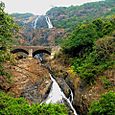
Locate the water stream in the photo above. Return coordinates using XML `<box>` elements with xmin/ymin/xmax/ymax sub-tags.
<box><xmin>34</xmin><ymin>54</ymin><xmax>77</xmax><ymax>114</ymax></box>
<box><xmin>33</xmin><ymin>15</ymin><xmax>53</xmax><ymax>29</ymax></box>
<box><xmin>33</xmin><ymin>15</ymin><xmax>76</xmax><ymax>113</ymax></box>
<box><xmin>43</xmin><ymin>74</ymin><xmax>77</xmax><ymax>115</ymax></box>
<box><xmin>33</xmin><ymin>16</ymin><xmax>39</xmax><ymax>29</ymax></box>
<box><xmin>69</xmin><ymin>88</ymin><xmax>74</xmax><ymax>103</ymax></box>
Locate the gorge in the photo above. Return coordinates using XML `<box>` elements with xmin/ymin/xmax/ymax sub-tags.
<box><xmin>0</xmin><ymin>0</ymin><xmax>115</xmax><ymax>114</ymax></box>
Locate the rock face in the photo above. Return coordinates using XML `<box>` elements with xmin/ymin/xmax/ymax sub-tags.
<box><xmin>67</xmin><ymin>71</ymin><xmax>115</xmax><ymax>115</ymax></box>
<box><xmin>1</xmin><ymin>59</ymin><xmax>51</xmax><ymax>103</ymax></box>
<box><xmin>69</xmin><ymin>69</ymin><xmax>115</xmax><ymax>115</ymax></box>
<box><xmin>16</xmin><ymin>28</ymin><xmax>65</xmax><ymax>46</ymax></box>
<box><xmin>33</xmin><ymin>15</ymin><xmax>51</xmax><ymax>29</ymax></box>
<box><xmin>12</xmin><ymin>13</ymin><xmax>66</xmax><ymax>46</ymax></box>
<box><xmin>12</xmin><ymin>14</ymin><xmax>50</xmax><ymax>29</ymax></box>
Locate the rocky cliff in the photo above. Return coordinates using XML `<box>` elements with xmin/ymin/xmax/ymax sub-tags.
<box><xmin>0</xmin><ymin>59</ymin><xmax>52</xmax><ymax>103</ymax></box>
<box><xmin>17</xmin><ymin>28</ymin><xmax>65</xmax><ymax>46</ymax></box>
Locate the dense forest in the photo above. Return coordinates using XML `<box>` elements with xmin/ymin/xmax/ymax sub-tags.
<box><xmin>61</xmin><ymin>16</ymin><xmax>115</xmax><ymax>83</ymax></box>
<box><xmin>0</xmin><ymin>2</ymin><xmax>17</xmax><ymax>76</ymax></box>
<box><xmin>9</xmin><ymin>0</ymin><xmax>115</xmax><ymax>46</ymax></box>
<box><xmin>11</xmin><ymin>0</ymin><xmax>115</xmax><ymax>31</ymax></box>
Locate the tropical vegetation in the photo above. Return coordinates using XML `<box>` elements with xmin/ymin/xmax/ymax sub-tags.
<box><xmin>61</xmin><ymin>16</ymin><xmax>115</xmax><ymax>83</ymax></box>
<box><xmin>0</xmin><ymin>2</ymin><xmax>18</xmax><ymax>77</ymax></box>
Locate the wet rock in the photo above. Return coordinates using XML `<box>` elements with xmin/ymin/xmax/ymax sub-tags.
<box><xmin>21</xmin><ymin>80</ymin><xmax>52</xmax><ymax>103</ymax></box>
<box><xmin>55</xmin><ymin>77</ymin><xmax>70</xmax><ymax>98</ymax></box>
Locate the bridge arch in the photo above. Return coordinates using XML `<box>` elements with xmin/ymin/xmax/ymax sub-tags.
<box><xmin>11</xmin><ymin>48</ymin><xmax>29</xmax><ymax>55</ymax></box>
<box><xmin>32</xmin><ymin>49</ymin><xmax>51</xmax><ymax>57</ymax></box>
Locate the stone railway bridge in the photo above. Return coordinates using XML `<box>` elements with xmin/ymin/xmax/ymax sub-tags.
<box><xmin>11</xmin><ymin>45</ymin><xmax>60</xmax><ymax>58</ymax></box>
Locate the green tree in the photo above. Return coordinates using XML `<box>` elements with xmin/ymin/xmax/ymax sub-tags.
<box><xmin>0</xmin><ymin>2</ymin><xmax>18</xmax><ymax>76</ymax></box>
<box><xmin>0</xmin><ymin>2</ymin><xmax>17</xmax><ymax>57</ymax></box>
<box><xmin>61</xmin><ymin>23</ymin><xmax>98</xmax><ymax>56</ymax></box>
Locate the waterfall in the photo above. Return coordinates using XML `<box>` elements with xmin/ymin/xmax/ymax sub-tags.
<box><xmin>45</xmin><ymin>16</ymin><xmax>53</xmax><ymax>29</ymax></box>
<box><xmin>34</xmin><ymin>54</ymin><xmax>43</xmax><ymax>62</ymax></box>
<box><xmin>33</xmin><ymin>15</ymin><xmax>53</xmax><ymax>29</ymax></box>
<box><xmin>43</xmin><ymin>74</ymin><xmax>77</xmax><ymax>115</ymax></box>
<box><xmin>33</xmin><ymin>16</ymin><xmax>39</xmax><ymax>29</ymax></box>
<box><xmin>35</xmin><ymin>56</ymin><xmax>77</xmax><ymax>114</ymax></box>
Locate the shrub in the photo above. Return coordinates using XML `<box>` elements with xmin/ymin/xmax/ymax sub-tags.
<box><xmin>89</xmin><ymin>91</ymin><xmax>115</xmax><ymax>115</ymax></box>
<box><xmin>100</xmin><ymin>76</ymin><xmax>112</xmax><ymax>89</ymax></box>
<box><xmin>61</xmin><ymin>23</ymin><xmax>98</xmax><ymax>56</ymax></box>
<box><xmin>0</xmin><ymin>91</ymin><xmax>68</xmax><ymax>115</ymax></box>
<box><xmin>94</xmin><ymin>36</ymin><xmax>115</xmax><ymax>64</ymax></box>
<box><xmin>67</xmin><ymin>28</ymin><xmax>115</xmax><ymax>83</ymax></box>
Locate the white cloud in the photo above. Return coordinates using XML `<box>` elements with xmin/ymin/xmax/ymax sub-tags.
<box><xmin>1</xmin><ymin>0</ymin><xmax>102</xmax><ymax>15</ymax></box>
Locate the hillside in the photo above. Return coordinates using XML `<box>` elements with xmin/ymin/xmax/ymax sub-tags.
<box><xmin>10</xmin><ymin>0</ymin><xmax>115</xmax><ymax>46</ymax></box>
<box><xmin>12</xmin><ymin>0</ymin><xmax>115</xmax><ymax>30</ymax></box>
<box><xmin>50</xmin><ymin>16</ymin><xmax>115</xmax><ymax>114</ymax></box>
<box><xmin>46</xmin><ymin>0</ymin><xmax>115</xmax><ymax>30</ymax></box>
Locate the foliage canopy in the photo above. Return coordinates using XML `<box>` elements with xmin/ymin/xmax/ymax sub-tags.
<box><xmin>0</xmin><ymin>91</ymin><xmax>68</xmax><ymax>115</ymax></box>
<box><xmin>61</xmin><ymin>16</ymin><xmax>115</xmax><ymax>83</ymax></box>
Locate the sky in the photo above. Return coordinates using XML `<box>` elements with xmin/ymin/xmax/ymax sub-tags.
<box><xmin>1</xmin><ymin>0</ymin><xmax>102</xmax><ymax>15</ymax></box>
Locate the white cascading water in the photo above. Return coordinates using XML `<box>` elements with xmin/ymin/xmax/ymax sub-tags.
<box><xmin>43</xmin><ymin>74</ymin><xmax>77</xmax><ymax>115</ymax></box>
<box><xmin>34</xmin><ymin>54</ymin><xmax>43</xmax><ymax>62</ymax></box>
<box><xmin>33</xmin><ymin>16</ymin><xmax>39</xmax><ymax>29</ymax></box>
<box><xmin>45</xmin><ymin>16</ymin><xmax>53</xmax><ymax>28</ymax></box>
<box><xmin>33</xmin><ymin>15</ymin><xmax>53</xmax><ymax>29</ymax></box>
